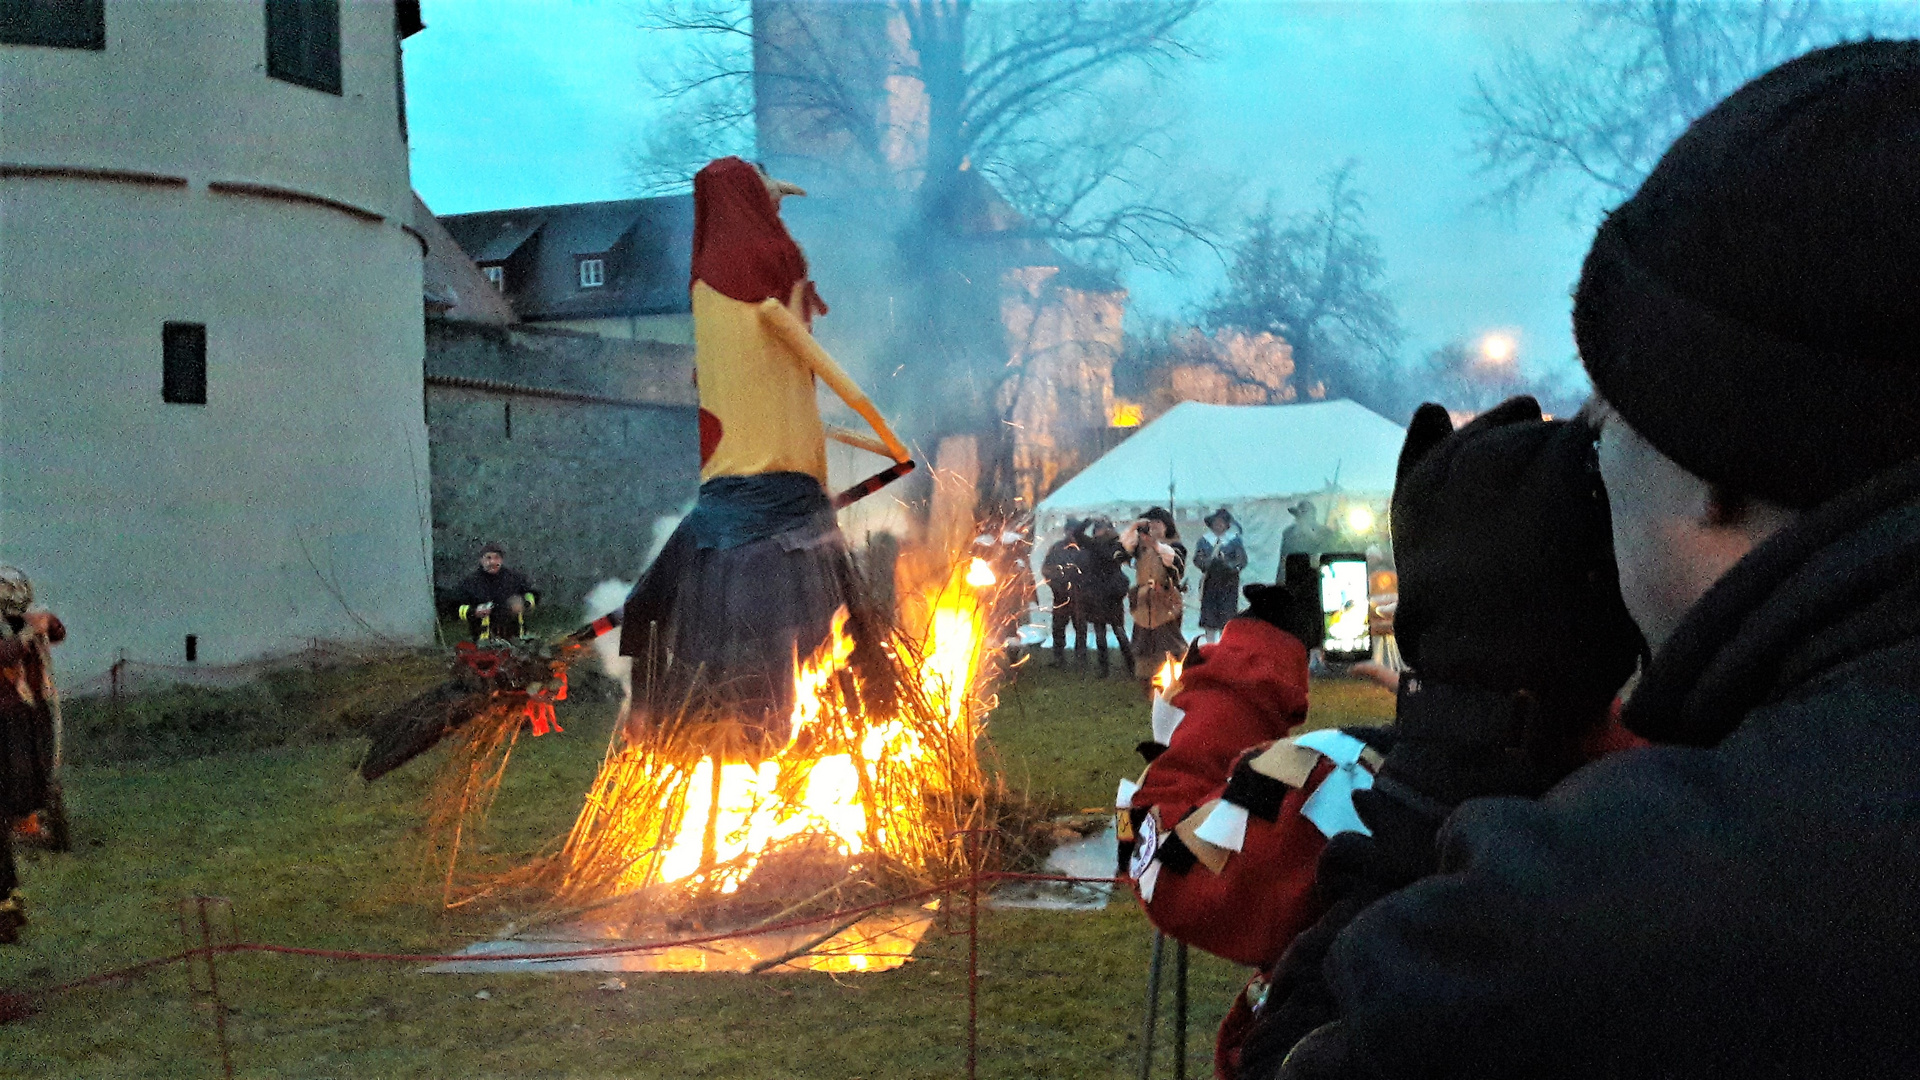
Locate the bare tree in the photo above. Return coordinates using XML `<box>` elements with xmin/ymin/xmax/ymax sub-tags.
<box><xmin>1467</xmin><ymin>0</ymin><xmax>1920</xmax><ymax>215</ymax></box>
<box><xmin>1408</xmin><ymin>339</ymin><xmax>1587</xmax><ymax>420</ymax></box>
<box><xmin>1200</xmin><ymin>163</ymin><xmax>1403</xmax><ymax>413</ymax></box>
<box><xmin>631</xmin><ymin>0</ymin><xmax>1217</xmax><ymax>512</ymax></box>
<box><xmin>632</xmin><ymin>0</ymin><xmax>1213</xmax><ymax>269</ymax></box>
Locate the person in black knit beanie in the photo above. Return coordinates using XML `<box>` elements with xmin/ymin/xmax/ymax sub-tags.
<box><xmin>1261</xmin><ymin>40</ymin><xmax>1920</xmax><ymax>1080</ymax></box>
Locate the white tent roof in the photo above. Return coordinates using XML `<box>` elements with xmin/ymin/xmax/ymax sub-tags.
<box><xmin>1037</xmin><ymin>400</ymin><xmax>1406</xmax><ymax>513</ymax></box>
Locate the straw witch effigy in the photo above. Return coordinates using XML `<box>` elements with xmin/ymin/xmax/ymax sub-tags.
<box><xmin>358</xmin><ymin>156</ymin><xmax>916</xmax><ymax>784</ymax></box>
<box><xmin>618</xmin><ymin>156</ymin><xmax>915</xmax><ymax>748</ymax></box>
<box><xmin>356</xmin><ymin>157</ymin><xmax>995</xmax><ymax>922</ymax></box>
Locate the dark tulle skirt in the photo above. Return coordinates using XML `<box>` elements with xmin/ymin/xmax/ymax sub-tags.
<box><xmin>619</xmin><ymin>480</ymin><xmax>888</xmax><ymax>743</ymax></box>
<box><xmin>0</xmin><ymin>699</ymin><xmax>53</xmax><ymax>818</ymax></box>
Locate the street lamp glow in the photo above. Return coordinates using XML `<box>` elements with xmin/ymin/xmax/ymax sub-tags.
<box><xmin>1345</xmin><ymin>504</ymin><xmax>1376</xmax><ymax>535</ymax></box>
<box><xmin>1479</xmin><ymin>332</ymin><xmax>1517</xmax><ymax>365</ymax></box>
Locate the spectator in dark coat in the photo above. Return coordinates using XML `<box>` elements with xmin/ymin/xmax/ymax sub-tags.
<box><xmin>1039</xmin><ymin>519</ymin><xmax>1089</xmax><ymax>668</ymax></box>
<box><xmin>448</xmin><ymin>544</ymin><xmax>540</xmax><ymax>641</ymax></box>
<box><xmin>1265</xmin><ymin>41</ymin><xmax>1920</xmax><ymax>1080</ymax></box>
<box><xmin>1078</xmin><ymin>516</ymin><xmax>1134</xmax><ymax>678</ymax></box>
<box><xmin>0</xmin><ymin>567</ymin><xmax>64</xmax><ymax>946</ymax></box>
<box><xmin>1193</xmin><ymin>507</ymin><xmax>1248</xmax><ymax>642</ymax></box>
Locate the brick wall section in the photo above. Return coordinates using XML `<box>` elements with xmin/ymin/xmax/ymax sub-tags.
<box><xmin>424</xmin><ymin>318</ymin><xmax>699</xmax><ymax>616</ymax></box>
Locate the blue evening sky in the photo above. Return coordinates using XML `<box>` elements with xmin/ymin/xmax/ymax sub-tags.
<box><xmin>405</xmin><ymin>1</ymin><xmax>1596</xmax><ymax>380</ymax></box>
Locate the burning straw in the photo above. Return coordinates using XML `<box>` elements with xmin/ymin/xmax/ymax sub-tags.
<box><xmin>431</xmin><ymin>551</ymin><xmax>1013</xmax><ymax>928</ymax></box>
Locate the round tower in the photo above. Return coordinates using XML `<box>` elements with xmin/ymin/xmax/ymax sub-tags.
<box><xmin>1</xmin><ymin>0</ymin><xmax>436</xmax><ymax>676</ymax></box>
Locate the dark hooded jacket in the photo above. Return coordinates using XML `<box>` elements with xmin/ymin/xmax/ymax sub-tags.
<box><xmin>1082</xmin><ymin>528</ymin><xmax>1132</xmax><ymax>611</ymax></box>
<box><xmin>0</xmin><ymin>614</ymin><xmax>64</xmax><ymax>817</ymax></box>
<box><xmin>1285</xmin><ymin>456</ymin><xmax>1920</xmax><ymax>1079</ymax></box>
<box><xmin>1041</xmin><ymin>523</ymin><xmax>1089</xmax><ymax>611</ymax></box>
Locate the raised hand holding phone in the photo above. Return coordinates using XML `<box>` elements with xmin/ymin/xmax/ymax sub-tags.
<box><xmin>1318</xmin><ymin>555</ymin><xmax>1372</xmax><ymax>663</ymax></box>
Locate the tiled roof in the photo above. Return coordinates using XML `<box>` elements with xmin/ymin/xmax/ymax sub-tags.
<box><xmin>440</xmin><ymin>195</ymin><xmax>695</xmax><ymax>321</ymax></box>
<box><xmin>413</xmin><ymin>192</ymin><xmax>516</xmax><ymax>325</ymax></box>
<box><xmin>468</xmin><ymin>216</ymin><xmax>545</xmax><ymax>263</ymax></box>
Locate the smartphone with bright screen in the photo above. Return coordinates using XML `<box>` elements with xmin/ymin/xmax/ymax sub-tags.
<box><xmin>1319</xmin><ymin>555</ymin><xmax>1372</xmax><ymax>662</ymax></box>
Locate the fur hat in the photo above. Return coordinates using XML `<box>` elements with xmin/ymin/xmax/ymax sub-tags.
<box><xmin>1575</xmin><ymin>40</ymin><xmax>1920</xmax><ymax>508</ymax></box>
<box><xmin>0</xmin><ymin>567</ymin><xmax>31</xmax><ymax>618</ymax></box>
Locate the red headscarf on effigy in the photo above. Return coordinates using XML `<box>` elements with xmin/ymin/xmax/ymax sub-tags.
<box><xmin>690</xmin><ymin>157</ymin><xmax>825</xmax><ymax>316</ymax></box>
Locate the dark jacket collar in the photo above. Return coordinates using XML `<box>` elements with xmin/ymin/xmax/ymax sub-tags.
<box><xmin>1623</xmin><ymin>455</ymin><xmax>1920</xmax><ymax>747</ymax></box>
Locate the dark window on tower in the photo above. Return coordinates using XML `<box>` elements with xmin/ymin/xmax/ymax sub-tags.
<box><xmin>162</xmin><ymin>323</ymin><xmax>207</xmax><ymax>405</ymax></box>
<box><xmin>1</xmin><ymin>0</ymin><xmax>106</xmax><ymax>50</ymax></box>
<box><xmin>393</xmin><ymin>30</ymin><xmax>407</xmax><ymax>137</ymax></box>
<box><xmin>265</xmin><ymin>0</ymin><xmax>341</xmax><ymax>95</ymax></box>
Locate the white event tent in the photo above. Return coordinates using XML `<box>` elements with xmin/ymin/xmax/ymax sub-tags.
<box><xmin>1031</xmin><ymin>399</ymin><xmax>1407</xmax><ymax>639</ymax></box>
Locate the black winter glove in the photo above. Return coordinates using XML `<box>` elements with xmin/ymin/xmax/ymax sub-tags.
<box><xmin>1243</xmin><ymin>553</ymin><xmax>1325</xmax><ymax>650</ymax></box>
<box><xmin>1386</xmin><ymin>395</ymin><xmax>1645</xmax><ymax>807</ymax></box>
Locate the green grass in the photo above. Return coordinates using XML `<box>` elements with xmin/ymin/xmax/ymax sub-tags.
<box><xmin>0</xmin><ymin>663</ymin><xmax>1392</xmax><ymax>1079</ymax></box>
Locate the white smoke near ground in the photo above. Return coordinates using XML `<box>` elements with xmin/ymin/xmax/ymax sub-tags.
<box><xmin>579</xmin><ymin>511</ymin><xmax>684</xmax><ymax>726</ymax></box>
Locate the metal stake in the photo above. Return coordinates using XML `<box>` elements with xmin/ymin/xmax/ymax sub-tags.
<box><xmin>967</xmin><ymin>831</ymin><xmax>980</xmax><ymax>1080</ymax></box>
<box><xmin>1174</xmin><ymin>940</ymin><xmax>1189</xmax><ymax>1080</ymax></box>
<box><xmin>179</xmin><ymin>896</ymin><xmax>235</xmax><ymax>1079</ymax></box>
<box><xmin>1138</xmin><ymin>930</ymin><xmax>1165</xmax><ymax>1080</ymax></box>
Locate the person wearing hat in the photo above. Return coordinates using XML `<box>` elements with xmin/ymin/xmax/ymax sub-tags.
<box><xmin>1257</xmin><ymin>41</ymin><xmax>1920</xmax><ymax>1080</ymax></box>
<box><xmin>0</xmin><ymin>567</ymin><xmax>65</xmax><ymax>945</ymax></box>
<box><xmin>1079</xmin><ymin>516</ymin><xmax>1135</xmax><ymax>678</ymax></box>
<box><xmin>448</xmin><ymin>544</ymin><xmax>539</xmax><ymax>642</ymax></box>
<box><xmin>1278</xmin><ymin>499</ymin><xmax>1328</xmax><ymax>570</ymax></box>
<box><xmin>1122</xmin><ymin>506</ymin><xmax>1189</xmax><ymax>688</ymax></box>
<box><xmin>1039</xmin><ymin>519</ymin><xmax>1089</xmax><ymax>669</ymax></box>
<box><xmin>1193</xmin><ymin>508</ymin><xmax>1249</xmax><ymax>643</ymax></box>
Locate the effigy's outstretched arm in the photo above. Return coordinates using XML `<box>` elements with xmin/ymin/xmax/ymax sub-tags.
<box><xmin>823</xmin><ymin>425</ymin><xmax>893</xmax><ymax>458</ymax></box>
<box><xmin>757</xmin><ymin>299</ymin><xmax>911</xmax><ymax>464</ymax></box>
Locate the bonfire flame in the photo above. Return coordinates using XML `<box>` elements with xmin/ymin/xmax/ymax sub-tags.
<box><xmin>559</xmin><ymin>552</ymin><xmax>997</xmax><ymax>908</ymax></box>
<box><xmin>1152</xmin><ymin>654</ymin><xmax>1183</xmax><ymax>697</ymax></box>
<box><xmin>965</xmin><ymin>556</ymin><xmax>997</xmax><ymax>588</ymax></box>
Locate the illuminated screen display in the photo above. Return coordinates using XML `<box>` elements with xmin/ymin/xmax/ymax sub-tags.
<box><xmin>1320</xmin><ymin>557</ymin><xmax>1372</xmax><ymax>661</ymax></box>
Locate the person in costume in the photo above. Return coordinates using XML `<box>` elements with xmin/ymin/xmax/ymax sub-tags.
<box><xmin>0</xmin><ymin>567</ymin><xmax>65</xmax><ymax>945</ymax></box>
<box><xmin>1277</xmin><ymin>500</ymin><xmax>1328</xmax><ymax>568</ymax></box>
<box><xmin>1125</xmin><ymin>406</ymin><xmax>1648</xmax><ymax>1078</ymax></box>
<box><xmin>448</xmin><ymin>543</ymin><xmax>540</xmax><ymax>642</ymax></box>
<box><xmin>1120</xmin><ymin>578</ymin><xmax>1354</xmax><ymax>1077</ymax></box>
<box><xmin>1122</xmin><ymin>507</ymin><xmax>1188</xmax><ymax>688</ymax></box>
<box><xmin>1040</xmin><ymin>520</ymin><xmax>1089</xmax><ymax>669</ymax></box>
<box><xmin>619</xmin><ymin>157</ymin><xmax>910</xmax><ymax>742</ymax></box>
<box><xmin>1079</xmin><ymin>516</ymin><xmax>1134</xmax><ymax>678</ymax></box>
<box><xmin>1192</xmin><ymin>508</ymin><xmax>1248</xmax><ymax>643</ymax></box>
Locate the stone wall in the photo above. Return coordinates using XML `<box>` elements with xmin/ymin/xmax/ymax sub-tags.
<box><xmin>424</xmin><ymin>319</ymin><xmax>699</xmax><ymax>617</ymax></box>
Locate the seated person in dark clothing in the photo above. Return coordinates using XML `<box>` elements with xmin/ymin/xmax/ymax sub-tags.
<box><xmin>449</xmin><ymin>543</ymin><xmax>540</xmax><ymax>641</ymax></box>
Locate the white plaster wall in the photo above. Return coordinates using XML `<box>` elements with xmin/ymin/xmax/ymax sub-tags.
<box><xmin>0</xmin><ymin>0</ymin><xmax>434</xmax><ymax>679</ymax></box>
<box><xmin>2</xmin><ymin>0</ymin><xmax>414</xmax><ymax>220</ymax></box>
